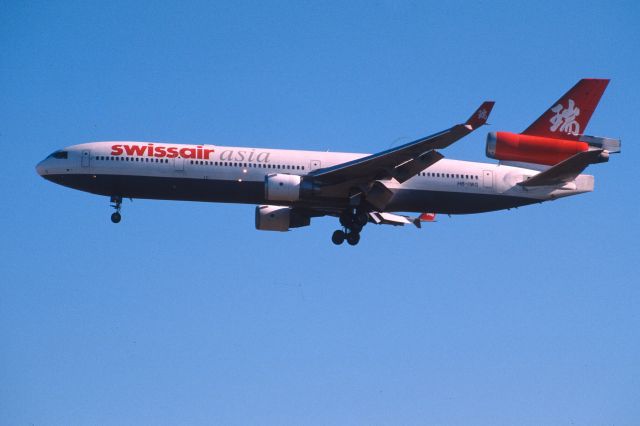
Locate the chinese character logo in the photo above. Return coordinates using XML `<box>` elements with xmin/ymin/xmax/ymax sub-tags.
<box><xmin>549</xmin><ymin>99</ymin><xmax>581</xmax><ymax>135</ymax></box>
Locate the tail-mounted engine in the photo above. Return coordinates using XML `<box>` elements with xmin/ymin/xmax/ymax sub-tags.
<box><xmin>255</xmin><ymin>205</ymin><xmax>311</xmax><ymax>232</ymax></box>
<box><xmin>486</xmin><ymin>131</ymin><xmax>619</xmax><ymax>166</ymax></box>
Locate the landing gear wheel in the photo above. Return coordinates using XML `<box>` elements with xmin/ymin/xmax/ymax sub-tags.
<box><xmin>346</xmin><ymin>231</ymin><xmax>360</xmax><ymax>246</ymax></box>
<box><xmin>111</xmin><ymin>212</ymin><xmax>121</xmax><ymax>223</ymax></box>
<box><xmin>110</xmin><ymin>195</ymin><xmax>123</xmax><ymax>224</ymax></box>
<box><xmin>332</xmin><ymin>230</ymin><xmax>345</xmax><ymax>245</ymax></box>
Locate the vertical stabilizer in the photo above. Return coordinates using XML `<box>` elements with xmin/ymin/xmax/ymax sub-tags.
<box><xmin>522</xmin><ymin>79</ymin><xmax>609</xmax><ymax>140</ymax></box>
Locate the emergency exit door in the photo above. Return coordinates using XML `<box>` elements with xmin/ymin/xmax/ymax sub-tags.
<box><xmin>81</xmin><ymin>150</ymin><xmax>91</xmax><ymax>168</ymax></box>
<box><xmin>482</xmin><ymin>170</ymin><xmax>494</xmax><ymax>190</ymax></box>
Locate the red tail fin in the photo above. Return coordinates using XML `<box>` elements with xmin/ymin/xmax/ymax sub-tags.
<box><xmin>522</xmin><ymin>79</ymin><xmax>609</xmax><ymax>140</ymax></box>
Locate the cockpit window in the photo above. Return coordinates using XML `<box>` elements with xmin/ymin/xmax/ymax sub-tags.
<box><xmin>48</xmin><ymin>150</ymin><xmax>68</xmax><ymax>159</ymax></box>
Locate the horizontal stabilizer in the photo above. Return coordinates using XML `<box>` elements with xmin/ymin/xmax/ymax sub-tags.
<box><xmin>519</xmin><ymin>149</ymin><xmax>607</xmax><ymax>187</ymax></box>
<box><xmin>579</xmin><ymin>134</ymin><xmax>621</xmax><ymax>153</ymax></box>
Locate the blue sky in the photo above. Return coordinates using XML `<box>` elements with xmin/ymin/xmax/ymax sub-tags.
<box><xmin>2</xmin><ymin>1</ymin><xmax>639</xmax><ymax>424</ymax></box>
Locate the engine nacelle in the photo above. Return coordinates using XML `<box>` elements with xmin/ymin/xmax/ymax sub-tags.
<box><xmin>265</xmin><ymin>173</ymin><xmax>303</xmax><ymax>202</ymax></box>
<box><xmin>486</xmin><ymin>131</ymin><xmax>588</xmax><ymax>165</ymax></box>
<box><xmin>255</xmin><ymin>205</ymin><xmax>311</xmax><ymax>232</ymax></box>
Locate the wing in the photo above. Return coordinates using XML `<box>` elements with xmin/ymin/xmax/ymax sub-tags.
<box><xmin>308</xmin><ymin>101</ymin><xmax>494</xmax><ymax>186</ymax></box>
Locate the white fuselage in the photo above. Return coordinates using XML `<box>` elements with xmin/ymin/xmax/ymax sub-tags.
<box><xmin>36</xmin><ymin>141</ymin><xmax>594</xmax><ymax>214</ymax></box>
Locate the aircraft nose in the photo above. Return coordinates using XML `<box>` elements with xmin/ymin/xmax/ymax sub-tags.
<box><xmin>36</xmin><ymin>160</ymin><xmax>47</xmax><ymax>176</ymax></box>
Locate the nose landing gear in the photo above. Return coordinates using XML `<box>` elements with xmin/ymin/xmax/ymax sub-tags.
<box><xmin>110</xmin><ymin>196</ymin><xmax>122</xmax><ymax>223</ymax></box>
<box><xmin>332</xmin><ymin>208</ymin><xmax>368</xmax><ymax>246</ymax></box>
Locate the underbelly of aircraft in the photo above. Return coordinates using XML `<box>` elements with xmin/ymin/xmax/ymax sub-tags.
<box><xmin>43</xmin><ymin>173</ymin><xmax>539</xmax><ymax>214</ymax></box>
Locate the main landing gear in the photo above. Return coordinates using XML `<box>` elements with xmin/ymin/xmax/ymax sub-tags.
<box><xmin>332</xmin><ymin>208</ymin><xmax>368</xmax><ymax>246</ymax></box>
<box><xmin>110</xmin><ymin>195</ymin><xmax>122</xmax><ymax>223</ymax></box>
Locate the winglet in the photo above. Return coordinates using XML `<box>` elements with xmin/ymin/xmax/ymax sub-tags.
<box><xmin>465</xmin><ymin>101</ymin><xmax>495</xmax><ymax>129</ymax></box>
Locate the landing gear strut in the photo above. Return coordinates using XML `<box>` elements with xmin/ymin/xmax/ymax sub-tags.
<box><xmin>110</xmin><ymin>196</ymin><xmax>122</xmax><ymax>223</ymax></box>
<box><xmin>332</xmin><ymin>208</ymin><xmax>368</xmax><ymax>246</ymax></box>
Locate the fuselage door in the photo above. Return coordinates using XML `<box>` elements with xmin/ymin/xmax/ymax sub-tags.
<box><xmin>309</xmin><ymin>159</ymin><xmax>321</xmax><ymax>171</ymax></box>
<box><xmin>482</xmin><ymin>170</ymin><xmax>494</xmax><ymax>190</ymax></box>
<box><xmin>174</xmin><ymin>157</ymin><xmax>184</xmax><ymax>171</ymax></box>
<box><xmin>81</xmin><ymin>150</ymin><xmax>91</xmax><ymax>168</ymax></box>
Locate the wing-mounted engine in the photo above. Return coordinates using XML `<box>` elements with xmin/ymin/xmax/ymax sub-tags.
<box><xmin>255</xmin><ymin>205</ymin><xmax>311</xmax><ymax>231</ymax></box>
<box><xmin>264</xmin><ymin>174</ymin><xmax>320</xmax><ymax>202</ymax></box>
<box><xmin>264</xmin><ymin>174</ymin><xmax>302</xmax><ymax>202</ymax></box>
<box><xmin>486</xmin><ymin>131</ymin><xmax>616</xmax><ymax>166</ymax></box>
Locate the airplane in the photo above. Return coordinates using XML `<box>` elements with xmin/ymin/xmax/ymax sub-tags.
<box><xmin>36</xmin><ymin>79</ymin><xmax>620</xmax><ymax>245</ymax></box>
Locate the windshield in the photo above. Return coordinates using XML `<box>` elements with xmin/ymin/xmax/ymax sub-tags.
<box><xmin>47</xmin><ymin>150</ymin><xmax>68</xmax><ymax>159</ymax></box>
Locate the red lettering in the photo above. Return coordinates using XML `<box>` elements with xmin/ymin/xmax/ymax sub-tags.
<box><xmin>111</xmin><ymin>143</ymin><xmax>213</xmax><ymax>159</ymax></box>
<box><xmin>124</xmin><ymin>145</ymin><xmax>147</xmax><ymax>156</ymax></box>
<box><xmin>180</xmin><ymin>148</ymin><xmax>195</xmax><ymax>158</ymax></box>
<box><xmin>166</xmin><ymin>147</ymin><xmax>179</xmax><ymax>158</ymax></box>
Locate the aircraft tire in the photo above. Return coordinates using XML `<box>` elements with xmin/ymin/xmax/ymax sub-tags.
<box><xmin>111</xmin><ymin>212</ymin><xmax>122</xmax><ymax>224</ymax></box>
<box><xmin>332</xmin><ymin>230</ymin><xmax>345</xmax><ymax>245</ymax></box>
<box><xmin>346</xmin><ymin>231</ymin><xmax>360</xmax><ymax>246</ymax></box>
